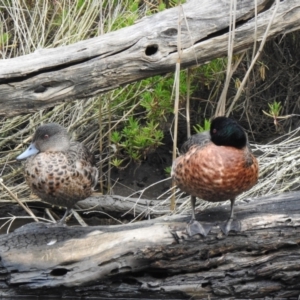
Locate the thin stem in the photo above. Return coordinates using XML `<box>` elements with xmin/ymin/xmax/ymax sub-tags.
<box><xmin>0</xmin><ymin>178</ymin><xmax>39</xmax><ymax>222</ymax></box>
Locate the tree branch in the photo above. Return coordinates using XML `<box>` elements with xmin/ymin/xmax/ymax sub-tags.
<box><xmin>1</xmin><ymin>0</ymin><xmax>299</xmax><ymax>117</ymax></box>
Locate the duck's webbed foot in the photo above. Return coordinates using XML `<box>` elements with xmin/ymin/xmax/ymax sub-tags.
<box><xmin>186</xmin><ymin>219</ymin><xmax>212</xmax><ymax>237</ymax></box>
<box><xmin>220</xmin><ymin>218</ymin><xmax>241</xmax><ymax>235</ymax></box>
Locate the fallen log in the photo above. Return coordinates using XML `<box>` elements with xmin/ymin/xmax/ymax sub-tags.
<box><xmin>0</xmin><ymin>191</ymin><xmax>300</xmax><ymax>298</ymax></box>
<box><xmin>1</xmin><ymin>0</ymin><xmax>300</xmax><ymax>116</ymax></box>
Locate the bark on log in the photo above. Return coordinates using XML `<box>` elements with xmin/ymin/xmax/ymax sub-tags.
<box><xmin>0</xmin><ymin>191</ymin><xmax>300</xmax><ymax>298</ymax></box>
<box><xmin>1</xmin><ymin>0</ymin><xmax>300</xmax><ymax>117</ymax></box>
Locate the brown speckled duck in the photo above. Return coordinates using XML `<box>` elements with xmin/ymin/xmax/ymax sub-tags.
<box><xmin>16</xmin><ymin>123</ymin><xmax>98</xmax><ymax>223</ymax></box>
<box><xmin>172</xmin><ymin>116</ymin><xmax>259</xmax><ymax>236</ymax></box>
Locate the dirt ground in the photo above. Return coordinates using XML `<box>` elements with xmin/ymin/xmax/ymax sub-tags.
<box><xmin>110</xmin><ymin>142</ymin><xmax>173</xmax><ymax>199</ymax></box>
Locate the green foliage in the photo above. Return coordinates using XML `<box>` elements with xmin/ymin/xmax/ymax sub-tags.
<box><xmin>109</xmin><ymin>0</ymin><xmax>140</xmax><ymax>30</ymax></box>
<box><xmin>164</xmin><ymin>166</ymin><xmax>172</xmax><ymax>176</ymax></box>
<box><xmin>140</xmin><ymin>72</ymin><xmax>189</xmax><ymax>122</ymax></box>
<box><xmin>111</xmin><ymin>157</ymin><xmax>124</xmax><ymax>168</ymax></box>
<box><xmin>112</xmin><ymin>117</ymin><xmax>163</xmax><ymax>164</ymax></box>
<box><xmin>262</xmin><ymin>100</ymin><xmax>283</xmax><ymax>131</ymax></box>
<box><xmin>110</xmin><ymin>131</ymin><xmax>122</xmax><ymax>144</ymax></box>
<box><xmin>76</xmin><ymin>0</ymin><xmax>86</xmax><ymax>10</ymax></box>
<box><xmin>146</xmin><ymin>0</ymin><xmax>186</xmax><ymax>14</ymax></box>
<box><xmin>193</xmin><ymin>119</ymin><xmax>211</xmax><ymax>133</ymax></box>
<box><xmin>197</xmin><ymin>58</ymin><xmax>227</xmax><ymax>89</ymax></box>
<box><xmin>109</xmin><ymin>71</ymin><xmax>191</xmax><ymax>165</ymax></box>
<box><xmin>268</xmin><ymin>101</ymin><xmax>282</xmax><ymax>118</ymax></box>
<box><xmin>158</xmin><ymin>2</ymin><xmax>166</xmax><ymax>11</ymax></box>
<box><xmin>262</xmin><ymin>100</ymin><xmax>282</xmax><ymax>120</ymax></box>
<box><xmin>262</xmin><ymin>101</ymin><xmax>284</xmax><ymax>132</ymax></box>
<box><xmin>0</xmin><ymin>32</ymin><xmax>9</xmax><ymax>49</ymax></box>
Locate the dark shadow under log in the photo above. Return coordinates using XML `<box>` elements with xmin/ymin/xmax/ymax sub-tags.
<box><xmin>0</xmin><ymin>191</ymin><xmax>300</xmax><ymax>298</ymax></box>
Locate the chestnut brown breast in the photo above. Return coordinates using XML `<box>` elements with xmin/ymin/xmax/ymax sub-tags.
<box><xmin>172</xmin><ymin>142</ymin><xmax>258</xmax><ymax>202</ymax></box>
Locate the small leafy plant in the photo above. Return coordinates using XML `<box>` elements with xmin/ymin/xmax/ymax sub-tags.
<box><xmin>267</xmin><ymin>101</ymin><xmax>282</xmax><ymax>118</ymax></box>
<box><xmin>111</xmin><ymin>116</ymin><xmax>163</xmax><ymax>166</ymax></box>
<box><xmin>262</xmin><ymin>101</ymin><xmax>283</xmax><ymax>131</ymax></box>
<box><xmin>262</xmin><ymin>100</ymin><xmax>282</xmax><ymax>120</ymax></box>
<box><xmin>109</xmin><ymin>71</ymin><xmax>191</xmax><ymax>166</ymax></box>
<box><xmin>193</xmin><ymin>118</ymin><xmax>211</xmax><ymax>133</ymax></box>
<box><xmin>164</xmin><ymin>166</ymin><xmax>172</xmax><ymax>176</ymax></box>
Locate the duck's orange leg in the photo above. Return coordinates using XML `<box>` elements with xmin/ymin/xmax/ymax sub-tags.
<box><xmin>186</xmin><ymin>196</ymin><xmax>212</xmax><ymax>237</ymax></box>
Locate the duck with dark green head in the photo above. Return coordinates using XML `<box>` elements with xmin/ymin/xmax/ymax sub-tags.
<box><xmin>17</xmin><ymin>123</ymin><xmax>98</xmax><ymax>224</ymax></box>
<box><xmin>172</xmin><ymin>116</ymin><xmax>259</xmax><ymax>236</ymax></box>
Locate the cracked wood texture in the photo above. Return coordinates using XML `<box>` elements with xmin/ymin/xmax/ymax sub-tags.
<box><xmin>76</xmin><ymin>194</ymin><xmax>175</xmax><ymax>217</ymax></box>
<box><xmin>0</xmin><ymin>192</ymin><xmax>300</xmax><ymax>298</ymax></box>
<box><xmin>1</xmin><ymin>0</ymin><xmax>300</xmax><ymax>117</ymax></box>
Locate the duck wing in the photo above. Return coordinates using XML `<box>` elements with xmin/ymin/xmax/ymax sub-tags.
<box><xmin>68</xmin><ymin>142</ymin><xmax>99</xmax><ymax>189</ymax></box>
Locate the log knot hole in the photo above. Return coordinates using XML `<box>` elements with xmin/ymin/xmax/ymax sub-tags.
<box><xmin>162</xmin><ymin>28</ymin><xmax>177</xmax><ymax>36</ymax></box>
<box><xmin>145</xmin><ymin>45</ymin><xmax>158</xmax><ymax>56</ymax></box>
<box><xmin>50</xmin><ymin>268</ymin><xmax>69</xmax><ymax>276</ymax></box>
<box><xmin>34</xmin><ymin>85</ymin><xmax>47</xmax><ymax>93</ymax></box>
<box><xmin>34</xmin><ymin>81</ymin><xmax>60</xmax><ymax>93</ymax></box>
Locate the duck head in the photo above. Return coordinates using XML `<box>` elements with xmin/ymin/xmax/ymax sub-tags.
<box><xmin>16</xmin><ymin>123</ymin><xmax>70</xmax><ymax>160</ymax></box>
<box><xmin>210</xmin><ymin>117</ymin><xmax>247</xmax><ymax>149</ymax></box>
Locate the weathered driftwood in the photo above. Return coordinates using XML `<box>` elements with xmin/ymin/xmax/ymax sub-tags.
<box><xmin>1</xmin><ymin>0</ymin><xmax>300</xmax><ymax>117</ymax></box>
<box><xmin>76</xmin><ymin>194</ymin><xmax>175</xmax><ymax>218</ymax></box>
<box><xmin>76</xmin><ymin>195</ymin><xmax>169</xmax><ymax>216</ymax></box>
<box><xmin>0</xmin><ymin>191</ymin><xmax>300</xmax><ymax>298</ymax></box>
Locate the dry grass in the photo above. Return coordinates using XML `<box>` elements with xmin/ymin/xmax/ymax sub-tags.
<box><xmin>0</xmin><ymin>0</ymin><xmax>153</xmax><ymax>200</ymax></box>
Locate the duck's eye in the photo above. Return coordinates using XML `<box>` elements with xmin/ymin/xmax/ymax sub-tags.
<box><xmin>44</xmin><ymin>134</ymin><xmax>49</xmax><ymax>139</ymax></box>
